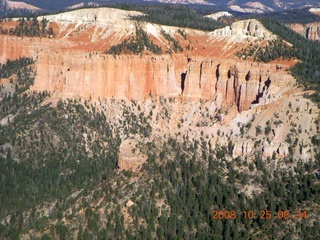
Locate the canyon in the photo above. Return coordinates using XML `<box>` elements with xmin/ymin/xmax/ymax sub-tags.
<box><xmin>0</xmin><ymin>8</ymin><xmax>291</xmax><ymax>113</ymax></box>
<box><xmin>0</xmin><ymin>7</ymin><xmax>318</xmax><ymax>170</ymax></box>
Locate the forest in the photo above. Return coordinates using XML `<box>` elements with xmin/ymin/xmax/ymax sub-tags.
<box><xmin>249</xmin><ymin>8</ymin><xmax>320</xmax><ymax>24</ymax></box>
<box><xmin>0</xmin><ymin>59</ymin><xmax>121</xmax><ymax>238</ymax></box>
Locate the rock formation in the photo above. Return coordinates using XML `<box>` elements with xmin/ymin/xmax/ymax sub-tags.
<box><xmin>233</xmin><ymin>140</ymin><xmax>255</xmax><ymax>158</ymax></box>
<box><xmin>288</xmin><ymin>22</ymin><xmax>320</xmax><ymax>41</ymax></box>
<box><xmin>306</xmin><ymin>24</ymin><xmax>320</xmax><ymax>41</ymax></box>
<box><xmin>0</xmin><ymin>37</ymin><xmax>293</xmax><ymax>112</ymax></box>
<box><xmin>118</xmin><ymin>139</ymin><xmax>147</xmax><ymax>171</ymax></box>
<box><xmin>31</xmin><ymin>53</ymin><xmax>291</xmax><ymax>112</ymax></box>
<box><xmin>0</xmin><ymin>8</ymin><xmax>295</xmax><ymax>113</ymax></box>
<box><xmin>211</xmin><ymin>19</ymin><xmax>276</xmax><ymax>40</ymax></box>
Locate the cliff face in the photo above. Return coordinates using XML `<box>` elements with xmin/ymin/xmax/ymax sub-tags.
<box><xmin>29</xmin><ymin>51</ymin><xmax>292</xmax><ymax>112</ymax></box>
<box><xmin>306</xmin><ymin>24</ymin><xmax>320</xmax><ymax>41</ymax></box>
<box><xmin>0</xmin><ymin>35</ymin><xmax>293</xmax><ymax>112</ymax></box>
<box><xmin>0</xmin><ymin>8</ymin><xmax>294</xmax><ymax>112</ymax></box>
<box><xmin>288</xmin><ymin>22</ymin><xmax>320</xmax><ymax>41</ymax></box>
<box><xmin>180</xmin><ymin>58</ymin><xmax>292</xmax><ymax>111</ymax></box>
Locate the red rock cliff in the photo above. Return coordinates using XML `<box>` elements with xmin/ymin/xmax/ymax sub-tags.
<box><xmin>33</xmin><ymin>52</ymin><xmax>294</xmax><ymax>111</ymax></box>
<box><xmin>0</xmin><ymin>9</ymin><xmax>294</xmax><ymax>112</ymax></box>
<box><xmin>0</xmin><ymin>35</ymin><xmax>293</xmax><ymax>112</ymax></box>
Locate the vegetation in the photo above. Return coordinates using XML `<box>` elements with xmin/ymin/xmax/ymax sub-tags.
<box><xmin>0</xmin><ymin>57</ymin><xmax>35</xmax><ymax>83</ymax></box>
<box><xmin>104</xmin><ymin>4</ymin><xmax>226</xmax><ymax>31</ymax></box>
<box><xmin>160</xmin><ymin>29</ymin><xmax>183</xmax><ymax>53</ymax></box>
<box><xmin>117</xmin><ymin>145</ymin><xmax>319</xmax><ymax>239</ymax></box>
<box><xmin>106</xmin><ymin>24</ymin><xmax>162</xmax><ymax>55</ymax></box>
<box><xmin>0</xmin><ymin>59</ymin><xmax>120</xmax><ymax>236</ymax></box>
<box><xmin>248</xmin><ymin>8</ymin><xmax>320</xmax><ymax>24</ymax></box>
<box><xmin>0</xmin><ymin>58</ymin><xmax>318</xmax><ymax>238</ymax></box>
<box><xmin>2</xmin><ymin>126</ymin><xmax>318</xmax><ymax>238</ymax></box>
<box><xmin>257</xmin><ymin>18</ymin><xmax>320</xmax><ymax>103</ymax></box>
<box><xmin>106</xmin><ymin>4</ymin><xmax>224</xmax><ymax>55</ymax></box>
<box><xmin>0</xmin><ymin>57</ymin><xmax>34</xmax><ymax>76</ymax></box>
<box><xmin>177</xmin><ymin>28</ymin><xmax>187</xmax><ymax>40</ymax></box>
<box><xmin>237</xmin><ymin>18</ymin><xmax>320</xmax><ymax>104</ymax></box>
<box><xmin>236</xmin><ymin>38</ymin><xmax>294</xmax><ymax>62</ymax></box>
<box><xmin>0</xmin><ymin>17</ymin><xmax>54</xmax><ymax>37</ymax></box>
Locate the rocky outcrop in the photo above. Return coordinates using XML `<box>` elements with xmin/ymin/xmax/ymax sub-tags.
<box><xmin>6</xmin><ymin>0</ymin><xmax>40</xmax><ymax>11</ymax></box>
<box><xmin>205</xmin><ymin>11</ymin><xmax>233</xmax><ymax>21</ymax></box>
<box><xmin>306</xmin><ymin>24</ymin><xmax>320</xmax><ymax>41</ymax></box>
<box><xmin>39</xmin><ymin>7</ymin><xmax>143</xmax><ymax>24</ymax></box>
<box><xmin>309</xmin><ymin>8</ymin><xmax>320</xmax><ymax>16</ymax></box>
<box><xmin>118</xmin><ymin>139</ymin><xmax>147</xmax><ymax>171</ymax></box>
<box><xmin>232</xmin><ymin>140</ymin><xmax>255</xmax><ymax>158</ymax></box>
<box><xmin>288</xmin><ymin>22</ymin><xmax>320</xmax><ymax>41</ymax></box>
<box><xmin>211</xmin><ymin>19</ymin><xmax>275</xmax><ymax>40</ymax></box>
<box><xmin>277</xmin><ymin>143</ymin><xmax>289</xmax><ymax>158</ymax></box>
<box><xmin>233</xmin><ymin>141</ymin><xmax>290</xmax><ymax>159</ymax></box>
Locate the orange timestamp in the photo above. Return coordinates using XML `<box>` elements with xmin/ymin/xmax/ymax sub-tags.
<box><xmin>212</xmin><ymin>210</ymin><xmax>307</xmax><ymax>220</ymax></box>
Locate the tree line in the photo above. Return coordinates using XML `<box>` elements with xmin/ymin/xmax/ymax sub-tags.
<box><xmin>0</xmin><ymin>17</ymin><xmax>54</xmax><ymax>37</ymax></box>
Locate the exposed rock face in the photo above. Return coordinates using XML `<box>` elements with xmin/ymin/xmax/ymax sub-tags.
<box><xmin>126</xmin><ymin>200</ymin><xmax>135</xmax><ymax>207</ymax></box>
<box><xmin>0</xmin><ymin>34</ymin><xmax>293</xmax><ymax>112</ymax></box>
<box><xmin>0</xmin><ymin>9</ymin><xmax>294</xmax><ymax>112</ymax></box>
<box><xmin>39</xmin><ymin>7</ymin><xmax>143</xmax><ymax>24</ymax></box>
<box><xmin>33</xmin><ymin>50</ymin><xmax>290</xmax><ymax>111</ymax></box>
<box><xmin>0</xmin><ymin>6</ymin><xmax>315</xmax><ymax>167</ymax></box>
<box><xmin>118</xmin><ymin>139</ymin><xmax>147</xmax><ymax>171</ymax></box>
<box><xmin>150</xmin><ymin>0</ymin><xmax>213</xmax><ymax>5</ymax></box>
<box><xmin>31</xmin><ymin>52</ymin><xmax>291</xmax><ymax>111</ymax></box>
<box><xmin>205</xmin><ymin>11</ymin><xmax>233</xmax><ymax>21</ymax></box>
<box><xmin>232</xmin><ymin>140</ymin><xmax>255</xmax><ymax>158</ymax></box>
<box><xmin>277</xmin><ymin>143</ymin><xmax>289</xmax><ymax>158</ymax></box>
<box><xmin>6</xmin><ymin>0</ymin><xmax>40</xmax><ymax>10</ymax></box>
<box><xmin>306</xmin><ymin>24</ymin><xmax>320</xmax><ymax>41</ymax></box>
<box><xmin>228</xmin><ymin>3</ymin><xmax>275</xmax><ymax>14</ymax></box>
<box><xmin>309</xmin><ymin>7</ymin><xmax>320</xmax><ymax>16</ymax></box>
<box><xmin>262</xmin><ymin>141</ymin><xmax>279</xmax><ymax>158</ymax></box>
<box><xmin>288</xmin><ymin>22</ymin><xmax>320</xmax><ymax>41</ymax></box>
<box><xmin>211</xmin><ymin>19</ymin><xmax>275</xmax><ymax>40</ymax></box>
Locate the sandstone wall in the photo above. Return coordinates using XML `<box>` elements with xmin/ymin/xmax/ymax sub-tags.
<box><xmin>0</xmin><ymin>35</ymin><xmax>293</xmax><ymax>112</ymax></box>
<box><xmin>288</xmin><ymin>22</ymin><xmax>320</xmax><ymax>41</ymax></box>
<box><xmin>307</xmin><ymin>24</ymin><xmax>320</xmax><ymax>41</ymax></box>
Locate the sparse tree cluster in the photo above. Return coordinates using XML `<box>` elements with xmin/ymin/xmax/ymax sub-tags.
<box><xmin>106</xmin><ymin>24</ymin><xmax>162</xmax><ymax>55</ymax></box>
<box><xmin>0</xmin><ymin>17</ymin><xmax>54</xmax><ymax>37</ymax></box>
<box><xmin>160</xmin><ymin>29</ymin><xmax>183</xmax><ymax>53</ymax></box>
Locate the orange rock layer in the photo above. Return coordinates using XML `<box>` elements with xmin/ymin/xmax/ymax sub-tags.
<box><xmin>0</xmin><ymin>33</ymin><xmax>293</xmax><ymax>112</ymax></box>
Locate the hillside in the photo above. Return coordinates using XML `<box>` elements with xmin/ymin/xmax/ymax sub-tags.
<box><xmin>1</xmin><ymin>0</ymin><xmax>320</xmax><ymax>15</ymax></box>
<box><xmin>0</xmin><ymin>6</ymin><xmax>319</xmax><ymax>239</ymax></box>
